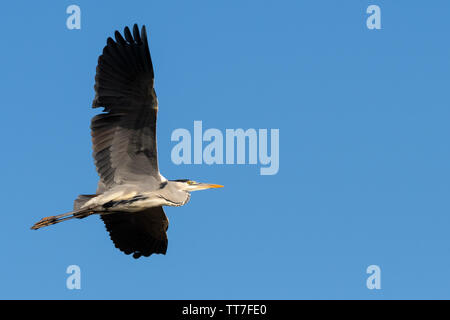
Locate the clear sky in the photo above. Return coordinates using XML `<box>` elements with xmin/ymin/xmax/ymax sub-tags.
<box><xmin>1</xmin><ymin>0</ymin><xmax>449</xmax><ymax>299</ymax></box>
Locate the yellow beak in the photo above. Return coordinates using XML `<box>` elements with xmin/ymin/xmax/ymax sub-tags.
<box><xmin>190</xmin><ymin>183</ymin><xmax>224</xmax><ymax>191</ymax></box>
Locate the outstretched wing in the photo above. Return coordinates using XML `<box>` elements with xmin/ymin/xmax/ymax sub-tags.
<box><xmin>92</xmin><ymin>24</ymin><xmax>160</xmax><ymax>192</ymax></box>
<box><xmin>101</xmin><ymin>207</ymin><xmax>169</xmax><ymax>259</ymax></box>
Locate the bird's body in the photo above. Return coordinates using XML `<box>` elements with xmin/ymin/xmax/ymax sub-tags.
<box><xmin>31</xmin><ymin>24</ymin><xmax>222</xmax><ymax>259</ymax></box>
<box><xmin>79</xmin><ymin>179</ymin><xmax>192</xmax><ymax>212</ymax></box>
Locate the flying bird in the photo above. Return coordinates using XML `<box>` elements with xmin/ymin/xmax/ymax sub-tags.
<box><xmin>31</xmin><ymin>24</ymin><xmax>223</xmax><ymax>259</ymax></box>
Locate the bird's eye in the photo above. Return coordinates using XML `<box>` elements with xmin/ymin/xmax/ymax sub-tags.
<box><xmin>188</xmin><ymin>180</ymin><xmax>196</xmax><ymax>185</ymax></box>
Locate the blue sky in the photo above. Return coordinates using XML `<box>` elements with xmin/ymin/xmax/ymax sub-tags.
<box><xmin>1</xmin><ymin>0</ymin><xmax>449</xmax><ymax>299</ymax></box>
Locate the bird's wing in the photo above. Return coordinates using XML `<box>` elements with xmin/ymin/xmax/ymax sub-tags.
<box><xmin>91</xmin><ymin>24</ymin><xmax>160</xmax><ymax>192</ymax></box>
<box><xmin>101</xmin><ymin>207</ymin><xmax>169</xmax><ymax>259</ymax></box>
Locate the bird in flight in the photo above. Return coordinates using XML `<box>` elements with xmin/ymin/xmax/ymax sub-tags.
<box><xmin>31</xmin><ymin>24</ymin><xmax>223</xmax><ymax>259</ymax></box>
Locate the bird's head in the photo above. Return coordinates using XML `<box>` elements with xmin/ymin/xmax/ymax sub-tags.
<box><xmin>161</xmin><ymin>179</ymin><xmax>223</xmax><ymax>207</ymax></box>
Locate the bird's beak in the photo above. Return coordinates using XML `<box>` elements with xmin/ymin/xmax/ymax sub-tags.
<box><xmin>189</xmin><ymin>183</ymin><xmax>224</xmax><ymax>191</ymax></box>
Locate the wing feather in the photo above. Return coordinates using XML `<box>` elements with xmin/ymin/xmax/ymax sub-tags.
<box><xmin>91</xmin><ymin>24</ymin><xmax>159</xmax><ymax>191</ymax></box>
<box><xmin>101</xmin><ymin>207</ymin><xmax>169</xmax><ymax>259</ymax></box>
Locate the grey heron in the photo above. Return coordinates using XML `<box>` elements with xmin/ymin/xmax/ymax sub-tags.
<box><xmin>31</xmin><ymin>24</ymin><xmax>223</xmax><ymax>259</ymax></box>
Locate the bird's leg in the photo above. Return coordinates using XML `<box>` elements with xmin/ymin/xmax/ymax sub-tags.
<box><xmin>31</xmin><ymin>210</ymin><xmax>94</xmax><ymax>230</ymax></box>
<box><xmin>31</xmin><ymin>215</ymin><xmax>71</xmax><ymax>229</ymax></box>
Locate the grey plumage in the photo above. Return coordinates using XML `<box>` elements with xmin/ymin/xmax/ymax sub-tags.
<box><xmin>88</xmin><ymin>24</ymin><xmax>166</xmax><ymax>258</ymax></box>
<box><xmin>31</xmin><ymin>24</ymin><xmax>222</xmax><ymax>259</ymax></box>
<box><xmin>92</xmin><ymin>24</ymin><xmax>159</xmax><ymax>191</ymax></box>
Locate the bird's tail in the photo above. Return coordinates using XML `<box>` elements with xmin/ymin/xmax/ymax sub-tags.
<box><xmin>30</xmin><ymin>209</ymin><xmax>95</xmax><ymax>230</ymax></box>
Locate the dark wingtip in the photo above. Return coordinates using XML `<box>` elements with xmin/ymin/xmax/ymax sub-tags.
<box><xmin>132</xmin><ymin>24</ymin><xmax>141</xmax><ymax>44</ymax></box>
<box><xmin>114</xmin><ymin>30</ymin><xmax>126</xmax><ymax>45</ymax></box>
<box><xmin>123</xmin><ymin>26</ymin><xmax>133</xmax><ymax>43</ymax></box>
<box><xmin>133</xmin><ymin>252</ymin><xmax>142</xmax><ymax>259</ymax></box>
<box><xmin>106</xmin><ymin>37</ymin><xmax>115</xmax><ymax>46</ymax></box>
<box><xmin>141</xmin><ymin>25</ymin><xmax>147</xmax><ymax>42</ymax></box>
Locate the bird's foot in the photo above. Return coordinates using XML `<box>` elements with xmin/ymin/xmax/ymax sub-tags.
<box><xmin>31</xmin><ymin>216</ymin><xmax>57</xmax><ymax>230</ymax></box>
